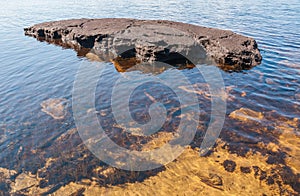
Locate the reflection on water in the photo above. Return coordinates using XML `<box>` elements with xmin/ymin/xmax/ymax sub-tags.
<box><xmin>0</xmin><ymin>0</ymin><xmax>300</xmax><ymax>195</ymax></box>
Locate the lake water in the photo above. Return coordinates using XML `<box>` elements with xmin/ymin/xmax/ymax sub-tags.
<box><xmin>0</xmin><ymin>0</ymin><xmax>299</xmax><ymax>194</ymax></box>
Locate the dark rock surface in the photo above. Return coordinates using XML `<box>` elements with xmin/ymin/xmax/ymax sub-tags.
<box><xmin>24</xmin><ymin>18</ymin><xmax>262</xmax><ymax>71</ymax></box>
<box><xmin>222</xmin><ymin>159</ymin><xmax>237</xmax><ymax>172</ymax></box>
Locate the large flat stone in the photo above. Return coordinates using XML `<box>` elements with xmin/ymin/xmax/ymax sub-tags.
<box><xmin>24</xmin><ymin>18</ymin><xmax>262</xmax><ymax>71</ymax></box>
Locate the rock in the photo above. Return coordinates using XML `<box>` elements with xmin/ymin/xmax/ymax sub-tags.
<box><xmin>267</xmin><ymin>176</ymin><xmax>275</xmax><ymax>185</ymax></box>
<box><xmin>199</xmin><ymin>173</ymin><xmax>223</xmax><ymax>190</ymax></box>
<box><xmin>56</xmin><ymin>128</ymin><xmax>78</xmax><ymax>142</ymax></box>
<box><xmin>70</xmin><ymin>187</ymin><xmax>85</xmax><ymax>196</ymax></box>
<box><xmin>0</xmin><ymin>167</ymin><xmax>17</xmax><ymax>179</ymax></box>
<box><xmin>229</xmin><ymin>108</ymin><xmax>264</xmax><ymax>122</ymax></box>
<box><xmin>11</xmin><ymin>172</ymin><xmax>39</xmax><ymax>192</ymax></box>
<box><xmin>0</xmin><ymin>167</ymin><xmax>17</xmax><ymax>193</ymax></box>
<box><xmin>24</xmin><ymin>18</ymin><xmax>262</xmax><ymax>71</ymax></box>
<box><xmin>85</xmin><ymin>52</ymin><xmax>102</xmax><ymax>62</ymax></box>
<box><xmin>41</xmin><ymin>98</ymin><xmax>68</xmax><ymax>119</ymax></box>
<box><xmin>208</xmin><ymin>173</ymin><xmax>223</xmax><ymax>186</ymax></box>
<box><xmin>222</xmin><ymin>159</ymin><xmax>237</xmax><ymax>172</ymax></box>
<box><xmin>240</xmin><ymin>166</ymin><xmax>251</xmax><ymax>174</ymax></box>
<box><xmin>252</xmin><ymin>166</ymin><xmax>268</xmax><ymax>181</ymax></box>
<box><xmin>265</xmin><ymin>78</ymin><xmax>275</xmax><ymax>84</ymax></box>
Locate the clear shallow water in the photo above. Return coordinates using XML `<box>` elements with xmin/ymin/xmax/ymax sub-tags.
<box><xmin>0</xmin><ymin>0</ymin><xmax>300</xmax><ymax>192</ymax></box>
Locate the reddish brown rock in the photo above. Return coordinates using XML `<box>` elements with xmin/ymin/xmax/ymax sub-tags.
<box><xmin>229</xmin><ymin>108</ymin><xmax>264</xmax><ymax>122</ymax></box>
<box><xmin>40</xmin><ymin>98</ymin><xmax>68</xmax><ymax>119</ymax></box>
<box><xmin>24</xmin><ymin>18</ymin><xmax>262</xmax><ymax>71</ymax></box>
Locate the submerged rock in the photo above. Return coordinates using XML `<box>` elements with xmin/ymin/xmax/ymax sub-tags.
<box><xmin>11</xmin><ymin>173</ymin><xmax>39</xmax><ymax>193</ymax></box>
<box><xmin>0</xmin><ymin>167</ymin><xmax>17</xmax><ymax>194</ymax></box>
<box><xmin>229</xmin><ymin>108</ymin><xmax>264</xmax><ymax>122</ymax></box>
<box><xmin>240</xmin><ymin>166</ymin><xmax>251</xmax><ymax>174</ymax></box>
<box><xmin>222</xmin><ymin>159</ymin><xmax>237</xmax><ymax>172</ymax></box>
<box><xmin>24</xmin><ymin>18</ymin><xmax>262</xmax><ymax>71</ymax></box>
<box><xmin>41</xmin><ymin>98</ymin><xmax>68</xmax><ymax>119</ymax></box>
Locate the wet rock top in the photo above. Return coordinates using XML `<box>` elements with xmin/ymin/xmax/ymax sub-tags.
<box><xmin>24</xmin><ymin>18</ymin><xmax>262</xmax><ymax>70</ymax></box>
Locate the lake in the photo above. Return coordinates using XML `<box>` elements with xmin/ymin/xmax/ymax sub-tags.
<box><xmin>0</xmin><ymin>0</ymin><xmax>299</xmax><ymax>195</ymax></box>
